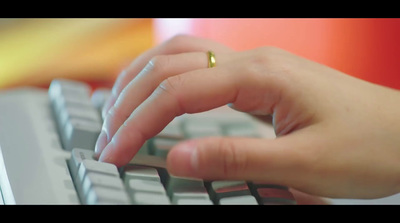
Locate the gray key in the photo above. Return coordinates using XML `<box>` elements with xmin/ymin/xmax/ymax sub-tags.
<box><xmin>68</xmin><ymin>148</ymin><xmax>95</xmax><ymax>181</ymax></box>
<box><xmin>62</xmin><ymin>118</ymin><xmax>101</xmax><ymax>151</ymax></box>
<box><xmin>58</xmin><ymin>104</ymin><xmax>101</xmax><ymax>129</ymax></box>
<box><xmin>86</xmin><ymin>186</ymin><xmax>130</xmax><ymax>205</ymax></box>
<box><xmin>171</xmin><ymin>191</ymin><xmax>212</xmax><ymax>205</ymax></box>
<box><xmin>219</xmin><ymin>195</ymin><xmax>258</xmax><ymax>205</ymax></box>
<box><xmin>166</xmin><ymin>175</ymin><xmax>211</xmax><ymax>204</ymax></box>
<box><xmin>78</xmin><ymin>160</ymin><xmax>119</xmax><ymax>181</ymax></box>
<box><xmin>208</xmin><ymin>181</ymin><xmax>252</xmax><ymax>203</ymax></box>
<box><xmin>48</xmin><ymin>79</ymin><xmax>91</xmax><ymax>102</ymax></box>
<box><xmin>52</xmin><ymin>94</ymin><xmax>93</xmax><ymax>116</ymax></box>
<box><xmin>81</xmin><ymin>172</ymin><xmax>125</xmax><ymax>197</ymax></box>
<box><xmin>130</xmin><ymin>192</ymin><xmax>171</xmax><ymax>205</ymax></box>
<box><xmin>127</xmin><ymin>179</ymin><xmax>166</xmax><ymax>195</ymax></box>
<box><xmin>125</xmin><ymin>178</ymin><xmax>171</xmax><ymax>205</ymax></box>
<box><xmin>174</xmin><ymin>198</ymin><xmax>213</xmax><ymax>205</ymax></box>
<box><xmin>123</xmin><ymin>165</ymin><xmax>161</xmax><ymax>183</ymax></box>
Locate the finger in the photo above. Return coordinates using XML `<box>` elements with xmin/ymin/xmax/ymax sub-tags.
<box><xmin>97</xmin><ymin>66</ymin><xmax>236</xmax><ymax>166</ymax></box>
<box><xmin>98</xmin><ymin>58</ymin><xmax>281</xmax><ymax>167</ymax></box>
<box><xmin>166</xmin><ymin>134</ymin><xmax>314</xmax><ymax>188</ymax></box>
<box><xmin>95</xmin><ymin>51</ymin><xmax>227</xmax><ymax>156</ymax></box>
<box><xmin>101</xmin><ymin>35</ymin><xmax>233</xmax><ymax>118</ymax></box>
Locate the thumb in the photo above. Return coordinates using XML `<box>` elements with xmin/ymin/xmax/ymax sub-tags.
<box><xmin>166</xmin><ymin>134</ymin><xmax>312</xmax><ymax>187</ymax></box>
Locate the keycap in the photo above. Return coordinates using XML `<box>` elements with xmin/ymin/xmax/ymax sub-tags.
<box><xmin>130</xmin><ymin>192</ymin><xmax>171</xmax><ymax>205</ymax></box>
<box><xmin>122</xmin><ymin>165</ymin><xmax>161</xmax><ymax>183</ymax></box>
<box><xmin>127</xmin><ymin>179</ymin><xmax>167</xmax><ymax>195</ymax></box>
<box><xmin>219</xmin><ymin>195</ymin><xmax>258</xmax><ymax>205</ymax></box>
<box><xmin>86</xmin><ymin>186</ymin><xmax>130</xmax><ymax>205</ymax></box>
<box><xmin>174</xmin><ymin>198</ymin><xmax>213</xmax><ymax>205</ymax></box>
<box><xmin>68</xmin><ymin>148</ymin><xmax>96</xmax><ymax>180</ymax></box>
<box><xmin>58</xmin><ymin>104</ymin><xmax>101</xmax><ymax>129</ymax></box>
<box><xmin>166</xmin><ymin>175</ymin><xmax>212</xmax><ymax>204</ymax></box>
<box><xmin>81</xmin><ymin>172</ymin><xmax>125</xmax><ymax>196</ymax></box>
<box><xmin>52</xmin><ymin>94</ymin><xmax>92</xmax><ymax>116</ymax></box>
<box><xmin>62</xmin><ymin>118</ymin><xmax>101</xmax><ymax>151</ymax></box>
<box><xmin>126</xmin><ymin>177</ymin><xmax>170</xmax><ymax>204</ymax></box>
<box><xmin>78</xmin><ymin>160</ymin><xmax>120</xmax><ymax>180</ymax></box>
<box><xmin>48</xmin><ymin>79</ymin><xmax>91</xmax><ymax>102</ymax></box>
<box><xmin>207</xmin><ymin>181</ymin><xmax>253</xmax><ymax>204</ymax></box>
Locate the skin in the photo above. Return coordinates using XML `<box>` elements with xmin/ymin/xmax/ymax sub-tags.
<box><xmin>94</xmin><ymin>35</ymin><xmax>400</xmax><ymax>200</ymax></box>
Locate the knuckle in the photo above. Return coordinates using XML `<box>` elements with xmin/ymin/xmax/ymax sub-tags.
<box><xmin>147</xmin><ymin>55</ymin><xmax>171</xmax><ymax>74</ymax></box>
<box><xmin>247</xmin><ymin>46</ymin><xmax>282</xmax><ymax>68</ymax></box>
<box><xmin>157</xmin><ymin>75</ymin><xmax>182</xmax><ymax>96</ymax></box>
<box><xmin>216</xmin><ymin>138</ymin><xmax>248</xmax><ymax>177</ymax></box>
<box><xmin>155</xmin><ymin>76</ymin><xmax>185</xmax><ymax>114</ymax></box>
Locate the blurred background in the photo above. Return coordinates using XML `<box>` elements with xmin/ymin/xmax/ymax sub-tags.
<box><xmin>0</xmin><ymin>18</ymin><xmax>400</xmax><ymax>91</ymax></box>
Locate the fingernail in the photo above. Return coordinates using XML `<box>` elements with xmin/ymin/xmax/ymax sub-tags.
<box><xmin>94</xmin><ymin>130</ymin><xmax>108</xmax><ymax>158</ymax></box>
<box><xmin>98</xmin><ymin>139</ymin><xmax>116</xmax><ymax>163</ymax></box>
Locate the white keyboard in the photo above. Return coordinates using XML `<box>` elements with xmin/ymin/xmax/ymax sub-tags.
<box><xmin>0</xmin><ymin>79</ymin><xmax>295</xmax><ymax>205</ymax></box>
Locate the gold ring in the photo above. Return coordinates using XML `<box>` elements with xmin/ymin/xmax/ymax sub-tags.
<box><xmin>207</xmin><ymin>51</ymin><xmax>216</xmax><ymax>68</ymax></box>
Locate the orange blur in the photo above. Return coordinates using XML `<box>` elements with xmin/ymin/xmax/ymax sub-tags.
<box><xmin>1</xmin><ymin>18</ymin><xmax>399</xmax><ymax>90</ymax></box>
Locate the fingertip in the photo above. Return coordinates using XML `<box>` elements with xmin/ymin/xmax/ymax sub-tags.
<box><xmin>98</xmin><ymin>140</ymin><xmax>126</xmax><ymax>167</ymax></box>
<box><xmin>167</xmin><ymin>140</ymin><xmax>199</xmax><ymax>177</ymax></box>
<box><xmin>94</xmin><ymin>130</ymin><xmax>108</xmax><ymax>158</ymax></box>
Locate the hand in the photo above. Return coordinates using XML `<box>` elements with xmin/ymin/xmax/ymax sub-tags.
<box><xmin>95</xmin><ymin>35</ymin><xmax>400</xmax><ymax>199</ymax></box>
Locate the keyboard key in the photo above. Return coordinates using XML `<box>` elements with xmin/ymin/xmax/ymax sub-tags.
<box><xmin>171</xmin><ymin>191</ymin><xmax>212</xmax><ymax>205</ymax></box>
<box><xmin>127</xmin><ymin>179</ymin><xmax>166</xmax><ymax>195</ymax></box>
<box><xmin>166</xmin><ymin>175</ymin><xmax>212</xmax><ymax>204</ymax></box>
<box><xmin>207</xmin><ymin>181</ymin><xmax>252</xmax><ymax>204</ymax></box>
<box><xmin>81</xmin><ymin>172</ymin><xmax>125</xmax><ymax>196</ymax></box>
<box><xmin>174</xmin><ymin>197</ymin><xmax>213</xmax><ymax>205</ymax></box>
<box><xmin>219</xmin><ymin>195</ymin><xmax>258</xmax><ymax>205</ymax></box>
<box><xmin>122</xmin><ymin>165</ymin><xmax>161</xmax><ymax>183</ymax></box>
<box><xmin>68</xmin><ymin>148</ymin><xmax>95</xmax><ymax>180</ymax></box>
<box><xmin>78</xmin><ymin>160</ymin><xmax>120</xmax><ymax>180</ymax></box>
<box><xmin>61</xmin><ymin>118</ymin><xmax>101</xmax><ymax>151</ymax></box>
<box><xmin>86</xmin><ymin>186</ymin><xmax>130</xmax><ymax>205</ymax></box>
<box><xmin>58</xmin><ymin>104</ymin><xmax>101</xmax><ymax>129</ymax></box>
<box><xmin>130</xmin><ymin>192</ymin><xmax>171</xmax><ymax>205</ymax></box>
<box><xmin>48</xmin><ymin>79</ymin><xmax>91</xmax><ymax>102</ymax></box>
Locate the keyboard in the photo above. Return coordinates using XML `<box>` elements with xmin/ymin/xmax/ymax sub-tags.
<box><xmin>0</xmin><ymin>78</ymin><xmax>296</xmax><ymax>205</ymax></box>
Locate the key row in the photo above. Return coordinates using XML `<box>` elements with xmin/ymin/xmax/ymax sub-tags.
<box><xmin>48</xmin><ymin>79</ymin><xmax>102</xmax><ymax>151</ymax></box>
<box><xmin>68</xmin><ymin>148</ymin><xmax>296</xmax><ymax>205</ymax></box>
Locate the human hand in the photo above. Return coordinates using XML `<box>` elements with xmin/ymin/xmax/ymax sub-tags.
<box><xmin>95</xmin><ymin>35</ymin><xmax>400</xmax><ymax>199</ymax></box>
